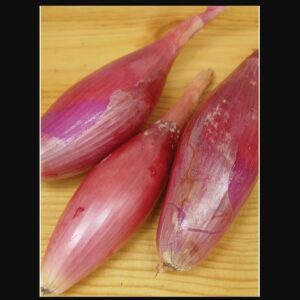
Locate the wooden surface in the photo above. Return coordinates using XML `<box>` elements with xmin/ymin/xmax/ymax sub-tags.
<box><xmin>41</xmin><ymin>6</ymin><xmax>259</xmax><ymax>297</ymax></box>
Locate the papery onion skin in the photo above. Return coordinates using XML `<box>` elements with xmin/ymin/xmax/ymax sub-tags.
<box><xmin>41</xmin><ymin>70</ymin><xmax>213</xmax><ymax>295</ymax></box>
<box><xmin>41</xmin><ymin>6</ymin><xmax>226</xmax><ymax>181</ymax></box>
<box><xmin>156</xmin><ymin>50</ymin><xmax>259</xmax><ymax>272</ymax></box>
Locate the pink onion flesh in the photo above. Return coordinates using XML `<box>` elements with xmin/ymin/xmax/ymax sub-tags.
<box><xmin>41</xmin><ymin>6</ymin><xmax>226</xmax><ymax>181</ymax></box>
<box><xmin>41</xmin><ymin>69</ymin><xmax>213</xmax><ymax>295</ymax></box>
<box><xmin>156</xmin><ymin>50</ymin><xmax>259</xmax><ymax>272</ymax></box>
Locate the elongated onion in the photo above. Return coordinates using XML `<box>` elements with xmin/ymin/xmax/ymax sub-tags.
<box><xmin>41</xmin><ymin>6</ymin><xmax>226</xmax><ymax>180</ymax></box>
<box><xmin>41</xmin><ymin>69</ymin><xmax>213</xmax><ymax>295</ymax></box>
<box><xmin>156</xmin><ymin>50</ymin><xmax>259</xmax><ymax>271</ymax></box>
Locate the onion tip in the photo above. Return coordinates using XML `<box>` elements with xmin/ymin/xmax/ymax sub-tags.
<box><xmin>41</xmin><ymin>286</ymin><xmax>55</xmax><ymax>296</ymax></box>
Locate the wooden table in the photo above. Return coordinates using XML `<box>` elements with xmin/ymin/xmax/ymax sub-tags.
<box><xmin>41</xmin><ymin>6</ymin><xmax>259</xmax><ymax>297</ymax></box>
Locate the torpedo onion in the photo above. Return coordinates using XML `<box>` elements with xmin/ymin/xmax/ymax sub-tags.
<box><xmin>41</xmin><ymin>6</ymin><xmax>225</xmax><ymax>181</ymax></box>
<box><xmin>41</xmin><ymin>69</ymin><xmax>213</xmax><ymax>295</ymax></box>
<box><xmin>156</xmin><ymin>50</ymin><xmax>258</xmax><ymax>271</ymax></box>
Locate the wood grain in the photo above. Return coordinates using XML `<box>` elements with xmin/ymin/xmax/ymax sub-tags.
<box><xmin>41</xmin><ymin>6</ymin><xmax>259</xmax><ymax>297</ymax></box>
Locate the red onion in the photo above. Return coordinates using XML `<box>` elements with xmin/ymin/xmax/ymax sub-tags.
<box><xmin>41</xmin><ymin>6</ymin><xmax>225</xmax><ymax>181</ymax></box>
<box><xmin>156</xmin><ymin>50</ymin><xmax>258</xmax><ymax>272</ymax></box>
<box><xmin>41</xmin><ymin>69</ymin><xmax>213</xmax><ymax>295</ymax></box>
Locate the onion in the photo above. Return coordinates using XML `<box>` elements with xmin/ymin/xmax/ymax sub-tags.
<box><xmin>41</xmin><ymin>6</ymin><xmax>226</xmax><ymax>181</ymax></box>
<box><xmin>41</xmin><ymin>69</ymin><xmax>213</xmax><ymax>295</ymax></box>
<box><xmin>156</xmin><ymin>50</ymin><xmax>258</xmax><ymax>272</ymax></box>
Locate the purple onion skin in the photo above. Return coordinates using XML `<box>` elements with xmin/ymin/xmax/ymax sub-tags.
<box><xmin>41</xmin><ymin>6</ymin><xmax>226</xmax><ymax>181</ymax></box>
<box><xmin>156</xmin><ymin>50</ymin><xmax>259</xmax><ymax>271</ymax></box>
<box><xmin>41</xmin><ymin>41</ymin><xmax>173</xmax><ymax>180</ymax></box>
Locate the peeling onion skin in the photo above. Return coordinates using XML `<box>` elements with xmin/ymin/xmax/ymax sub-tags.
<box><xmin>156</xmin><ymin>50</ymin><xmax>258</xmax><ymax>272</ymax></box>
<box><xmin>41</xmin><ymin>70</ymin><xmax>213</xmax><ymax>295</ymax></box>
<box><xmin>41</xmin><ymin>6</ymin><xmax>226</xmax><ymax>181</ymax></box>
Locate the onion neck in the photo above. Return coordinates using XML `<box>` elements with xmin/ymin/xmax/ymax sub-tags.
<box><xmin>164</xmin><ymin>6</ymin><xmax>227</xmax><ymax>51</ymax></box>
<box><xmin>162</xmin><ymin>69</ymin><xmax>214</xmax><ymax>130</ymax></box>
